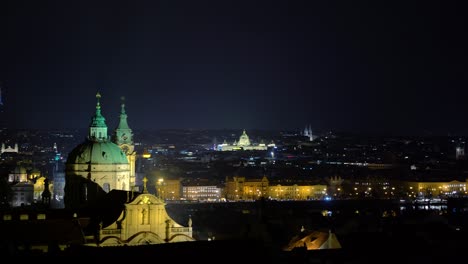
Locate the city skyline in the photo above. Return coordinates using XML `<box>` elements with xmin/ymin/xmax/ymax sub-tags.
<box><xmin>1</xmin><ymin>1</ymin><xmax>467</xmax><ymax>135</ymax></box>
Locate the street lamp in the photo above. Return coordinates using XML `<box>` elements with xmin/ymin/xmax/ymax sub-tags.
<box><xmin>157</xmin><ymin>178</ymin><xmax>165</xmax><ymax>199</ymax></box>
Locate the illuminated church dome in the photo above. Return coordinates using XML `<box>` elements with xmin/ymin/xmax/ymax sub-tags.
<box><xmin>65</xmin><ymin>93</ymin><xmax>130</xmax><ymax>209</ymax></box>
<box><xmin>67</xmin><ymin>142</ymin><xmax>128</xmax><ymax>165</ymax></box>
<box><xmin>217</xmin><ymin>130</ymin><xmax>267</xmax><ymax>151</ymax></box>
<box><xmin>237</xmin><ymin>129</ymin><xmax>251</xmax><ymax>146</ymax></box>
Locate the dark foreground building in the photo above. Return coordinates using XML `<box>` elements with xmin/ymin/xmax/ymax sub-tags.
<box><xmin>2</xmin><ymin>198</ymin><xmax>468</xmax><ymax>263</ymax></box>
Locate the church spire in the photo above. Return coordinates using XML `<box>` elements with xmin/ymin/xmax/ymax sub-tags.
<box><xmin>113</xmin><ymin>96</ymin><xmax>136</xmax><ymax>188</ymax></box>
<box><xmin>308</xmin><ymin>124</ymin><xmax>313</xmax><ymax>141</ymax></box>
<box><xmin>88</xmin><ymin>92</ymin><xmax>108</xmax><ymax>142</ymax></box>
<box><xmin>113</xmin><ymin>96</ymin><xmax>133</xmax><ymax>145</ymax></box>
<box><xmin>117</xmin><ymin>96</ymin><xmax>130</xmax><ymax>130</ymax></box>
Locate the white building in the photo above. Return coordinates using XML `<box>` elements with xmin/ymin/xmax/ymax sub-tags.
<box><xmin>217</xmin><ymin>130</ymin><xmax>271</xmax><ymax>151</ymax></box>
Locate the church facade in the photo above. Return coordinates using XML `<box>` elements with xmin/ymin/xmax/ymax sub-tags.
<box><xmin>95</xmin><ymin>191</ymin><xmax>194</xmax><ymax>246</ymax></box>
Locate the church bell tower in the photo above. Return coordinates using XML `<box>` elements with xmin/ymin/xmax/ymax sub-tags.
<box><xmin>113</xmin><ymin>97</ymin><xmax>136</xmax><ymax>187</ymax></box>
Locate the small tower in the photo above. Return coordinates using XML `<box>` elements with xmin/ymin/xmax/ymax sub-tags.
<box><xmin>456</xmin><ymin>145</ymin><xmax>465</xmax><ymax>160</ymax></box>
<box><xmin>303</xmin><ymin>125</ymin><xmax>314</xmax><ymax>141</ymax></box>
<box><xmin>308</xmin><ymin>125</ymin><xmax>313</xmax><ymax>141</ymax></box>
<box><xmin>88</xmin><ymin>92</ymin><xmax>108</xmax><ymax>142</ymax></box>
<box><xmin>113</xmin><ymin>96</ymin><xmax>136</xmax><ymax>187</ymax></box>
<box><xmin>212</xmin><ymin>137</ymin><xmax>217</xmax><ymax>150</ymax></box>
<box><xmin>113</xmin><ymin>96</ymin><xmax>134</xmax><ymax>147</ymax></box>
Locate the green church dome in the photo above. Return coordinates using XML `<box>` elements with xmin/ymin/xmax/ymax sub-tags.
<box><xmin>66</xmin><ymin>92</ymin><xmax>129</xmax><ymax>165</ymax></box>
<box><xmin>67</xmin><ymin>141</ymin><xmax>128</xmax><ymax>164</ymax></box>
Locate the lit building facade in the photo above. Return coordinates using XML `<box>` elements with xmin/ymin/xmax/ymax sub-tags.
<box><xmin>96</xmin><ymin>192</ymin><xmax>194</xmax><ymax>246</ymax></box>
<box><xmin>33</xmin><ymin>177</ymin><xmax>50</xmax><ymax>202</ymax></box>
<box><xmin>8</xmin><ymin>166</ymin><xmax>33</xmax><ymax>207</ymax></box>
<box><xmin>11</xmin><ymin>182</ymin><xmax>34</xmax><ymax>207</ymax></box>
<box><xmin>182</xmin><ymin>185</ymin><xmax>222</xmax><ymax>201</ymax></box>
<box><xmin>268</xmin><ymin>184</ymin><xmax>327</xmax><ymax>200</ymax></box>
<box><xmin>405</xmin><ymin>180</ymin><xmax>466</xmax><ymax>198</ymax></box>
<box><xmin>217</xmin><ymin>130</ymin><xmax>270</xmax><ymax>151</ymax></box>
<box><xmin>224</xmin><ymin>176</ymin><xmax>327</xmax><ymax>201</ymax></box>
<box><xmin>156</xmin><ymin>178</ymin><xmax>181</xmax><ymax>200</ymax></box>
<box><xmin>8</xmin><ymin>166</ymin><xmax>27</xmax><ymax>183</ymax></box>
<box><xmin>1</xmin><ymin>143</ymin><xmax>18</xmax><ymax>154</ymax></box>
<box><xmin>225</xmin><ymin>176</ymin><xmax>269</xmax><ymax>201</ymax></box>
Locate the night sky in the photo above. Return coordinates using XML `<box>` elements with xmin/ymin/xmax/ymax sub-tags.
<box><xmin>0</xmin><ymin>1</ymin><xmax>467</xmax><ymax>135</ymax></box>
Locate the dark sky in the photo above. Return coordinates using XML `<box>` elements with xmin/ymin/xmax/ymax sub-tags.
<box><xmin>0</xmin><ymin>0</ymin><xmax>467</xmax><ymax>135</ymax></box>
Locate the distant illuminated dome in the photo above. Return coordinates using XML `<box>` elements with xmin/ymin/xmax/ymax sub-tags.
<box><xmin>217</xmin><ymin>130</ymin><xmax>267</xmax><ymax>151</ymax></box>
<box><xmin>238</xmin><ymin>130</ymin><xmax>251</xmax><ymax>146</ymax></box>
<box><xmin>65</xmin><ymin>93</ymin><xmax>130</xmax><ymax>209</ymax></box>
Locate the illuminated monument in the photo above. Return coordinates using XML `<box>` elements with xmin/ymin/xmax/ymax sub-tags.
<box><xmin>65</xmin><ymin>93</ymin><xmax>194</xmax><ymax>246</ymax></box>
<box><xmin>64</xmin><ymin>93</ymin><xmax>131</xmax><ymax>209</ymax></box>
<box><xmin>1</xmin><ymin>143</ymin><xmax>18</xmax><ymax>154</ymax></box>
<box><xmin>217</xmin><ymin>129</ymin><xmax>272</xmax><ymax>151</ymax></box>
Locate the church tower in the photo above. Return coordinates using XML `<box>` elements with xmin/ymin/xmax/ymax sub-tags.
<box><xmin>113</xmin><ymin>97</ymin><xmax>136</xmax><ymax>187</ymax></box>
<box><xmin>303</xmin><ymin>124</ymin><xmax>314</xmax><ymax>142</ymax></box>
<box><xmin>65</xmin><ymin>93</ymin><xmax>130</xmax><ymax>210</ymax></box>
<box><xmin>456</xmin><ymin>145</ymin><xmax>465</xmax><ymax>160</ymax></box>
<box><xmin>308</xmin><ymin>124</ymin><xmax>313</xmax><ymax>141</ymax></box>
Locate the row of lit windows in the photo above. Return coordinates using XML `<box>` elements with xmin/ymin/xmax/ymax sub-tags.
<box><xmin>183</xmin><ymin>187</ymin><xmax>220</xmax><ymax>192</ymax></box>
<box><xmin>186</xmin><ymin>194</ymin><xmax>219</xmax><ymax>197</ymax></box>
